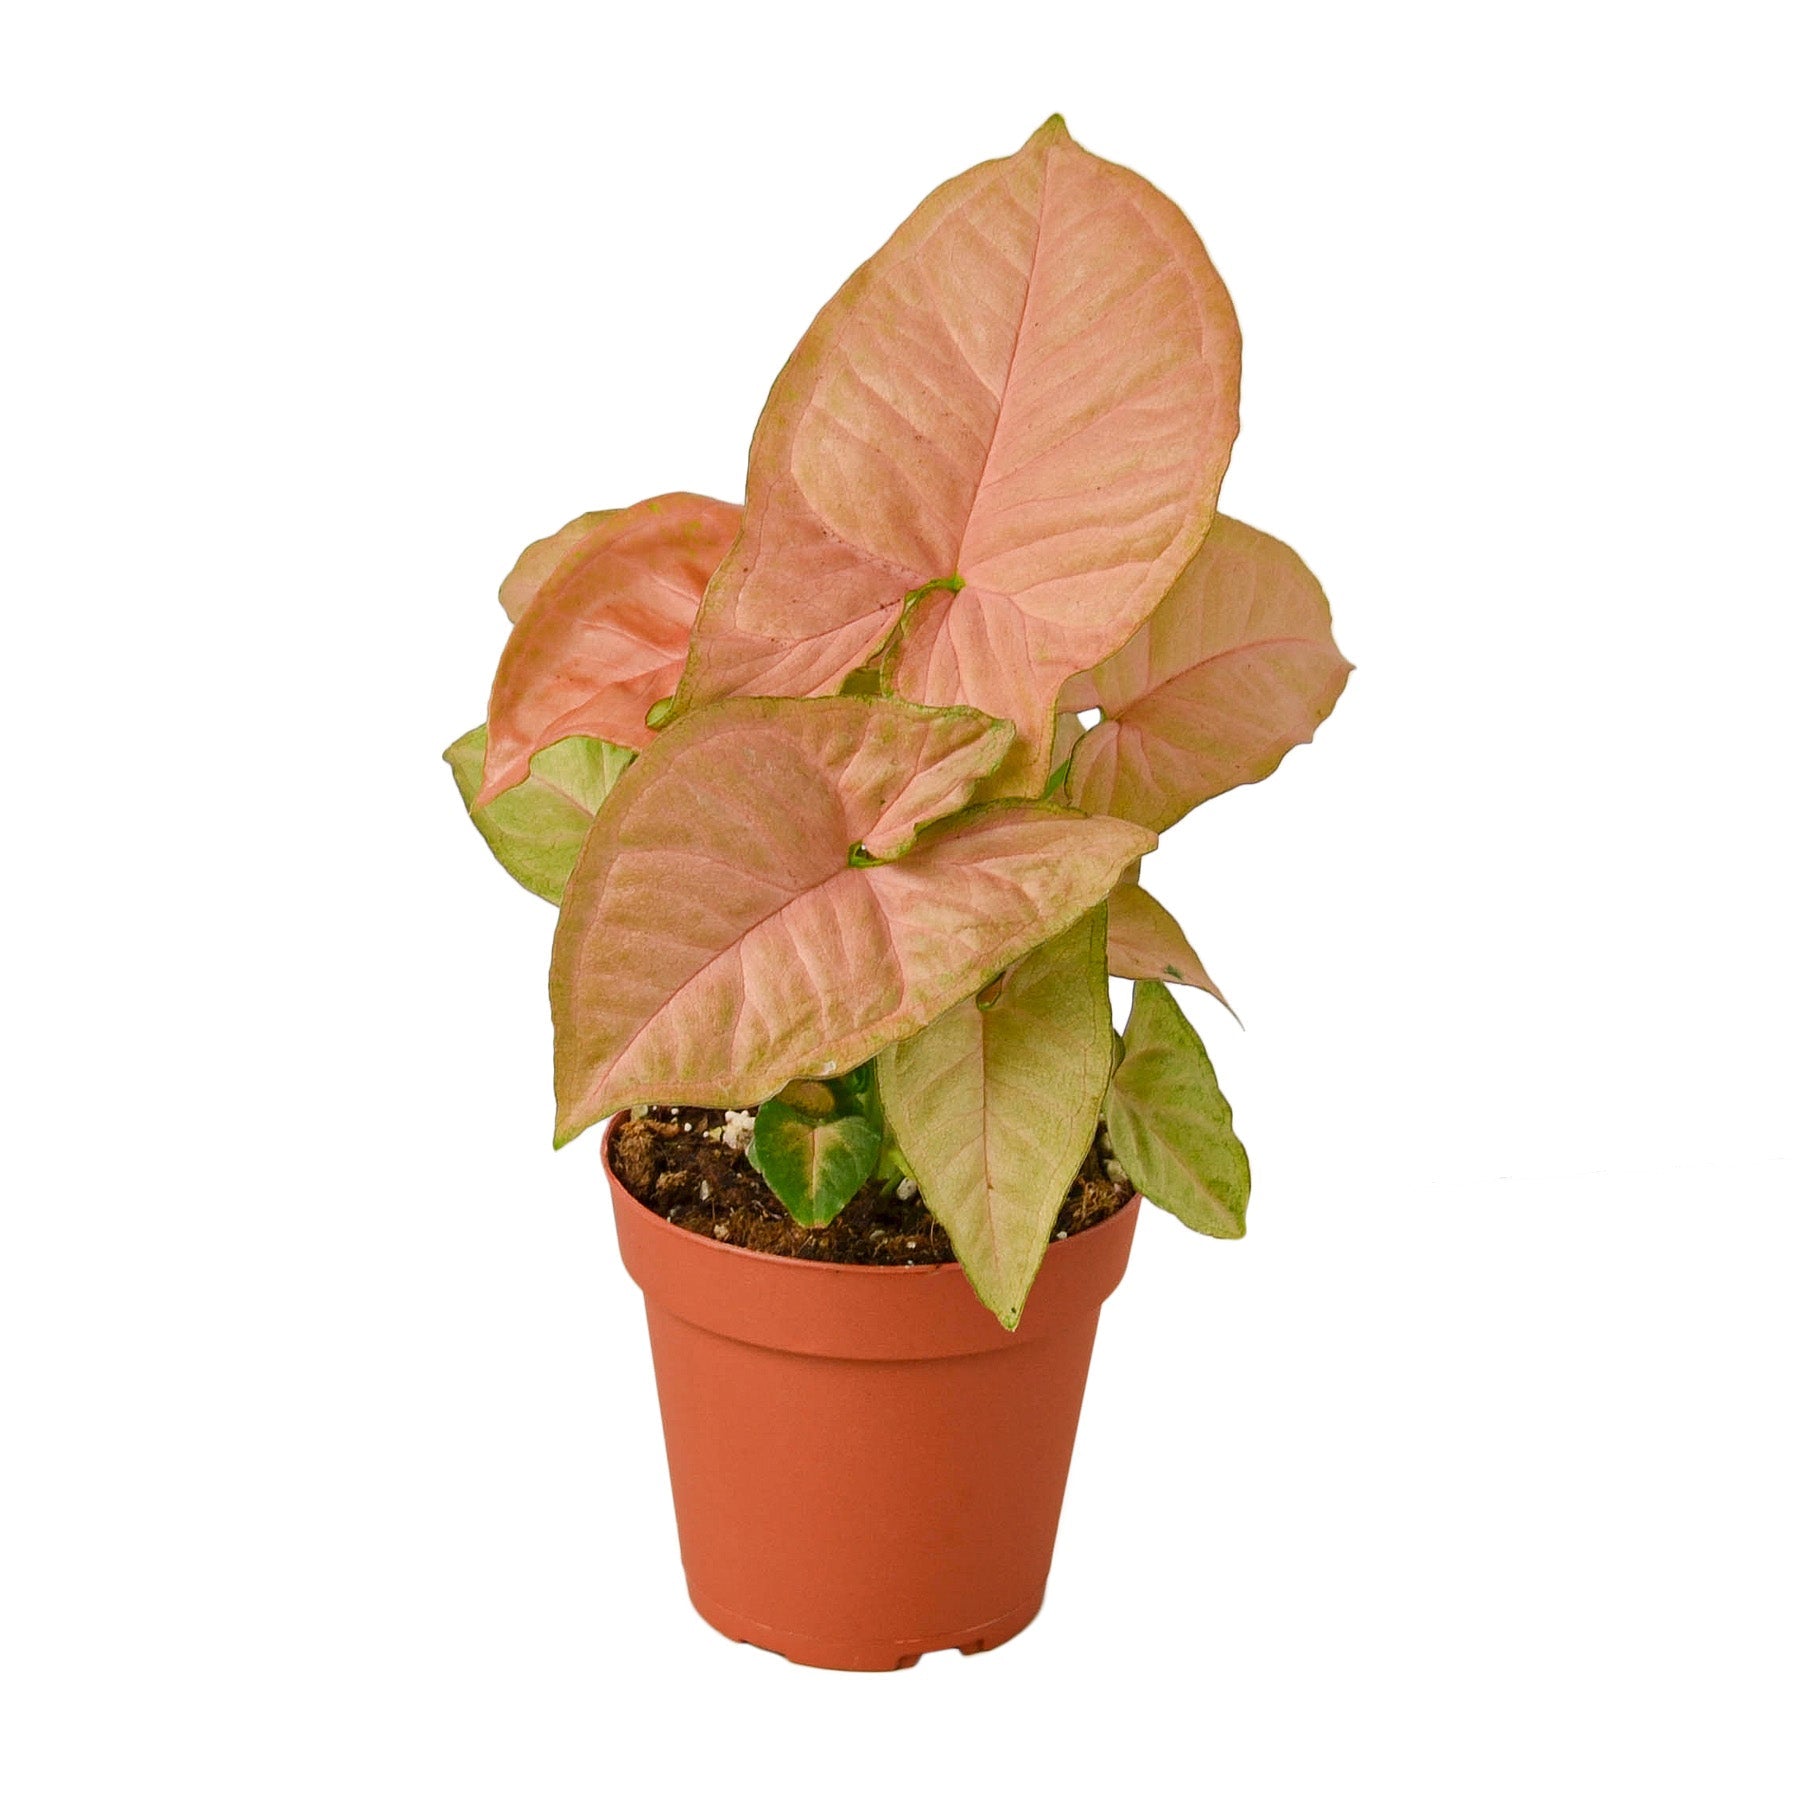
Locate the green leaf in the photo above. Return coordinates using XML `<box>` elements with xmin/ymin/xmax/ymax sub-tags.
<box><xmin>749</xmin><ymin>1071</ymin><xmax>883</xmax><ymax>1228</ymax></box>
<box><xmin>444</xmin><ymin>725</ymin><xmax>633</xmax><ymax>903</ymax></box>
<box><xmin>1106</xmin><ymin>981</ymin><xmax>1250</xmax><ymax>1238</ymax></box>
<box><xmin>878</xmin><ymin>908</ymin><xmax>1113</xmax><ymax>1328</ymax></box>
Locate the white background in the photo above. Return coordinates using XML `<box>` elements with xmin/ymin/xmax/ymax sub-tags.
<box><xmin>4</xmin><ymin>2</ymin><xmax>1795</xmax><ymax>1794</ymax></box>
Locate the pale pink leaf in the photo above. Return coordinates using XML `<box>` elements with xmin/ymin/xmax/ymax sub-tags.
<box><xmin>550</xmin><ymin>696</ymin><xmax>1153</xmax><ymax>1138</ymax></box>
<box><xmin>857</xmin><ymin>710</ymin><xmax>1015</xmax><ymax>860</ymax></box>
<box><xmin>1058</xmin><ymin>669</ymin><xmax>1101</xmax><ymax>714</ymax></box>
<box><xmin>1068</xmin><ymin>516</ymin><xmax>1352</xmax><ymax>831</ymax></box>
<box><xmin>478</xmin><ymin>493</ymin><xmax>741</xmax><ymax>804</ymax></box>
<box><xmin>676</xmin><ymin>117</ymin><xmax>1240</xmax><ymax>792</ymax></box>
<box><xmin>1106</xmin><ymin>879</ymin><xmax>1234</xmax><ymax>1016</ymax></box>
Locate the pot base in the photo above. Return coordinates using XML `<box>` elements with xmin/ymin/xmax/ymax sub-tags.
<box><xmin>688</xmin><ymin>1584</ymin><xmax>1044</xmax><ymax>1671</ymax></box>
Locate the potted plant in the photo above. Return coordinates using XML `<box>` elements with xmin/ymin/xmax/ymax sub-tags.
<box><xmin>446</xmin><ymin>117</ymin><xmax>1349</xmax><ymax>1670</ymax></box>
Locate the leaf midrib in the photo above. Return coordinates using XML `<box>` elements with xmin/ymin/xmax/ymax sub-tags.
<box><xmin>952</xmin><ymin>149</ymin><xmax>1053</xmax><ymax>579</ymax></box>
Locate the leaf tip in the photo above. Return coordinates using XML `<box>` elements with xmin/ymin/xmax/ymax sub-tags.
<box><xmin>551</xmin><ymin>1106</ymin><xmax>591</xmax><ymax>1151</ymax></box>
<box><xmin>472</xmin><ymin>738</ymin><xmax>525</xmax><ymax>811</ymax></box>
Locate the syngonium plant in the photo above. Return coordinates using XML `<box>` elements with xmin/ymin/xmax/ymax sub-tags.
<box><xmin>446</xmin><ymin>118</ymin><xmax>1350</xmax><ymax>1328</ymax></box>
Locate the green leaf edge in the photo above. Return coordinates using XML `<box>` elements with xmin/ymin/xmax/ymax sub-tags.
<box><xmin>445</xmin><ymin>724</ymin><xmax>633</xmax><ymax>904</ymax></box>
<box><xmin>749</xmin><ymin>1074</ymin><xmax>884</xmax><ymax>1227</ymax></box>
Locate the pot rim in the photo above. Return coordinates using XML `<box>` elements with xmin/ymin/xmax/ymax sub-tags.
<box><xmin>603</xmin><ymin>1113</ymin><xmax>1141</xmax><ymax>1358</ymax></box>
<box><xmin>602</xmin><ymin>1111</ymin><xmax>1140</xmax><ymax>1279</ymax></box>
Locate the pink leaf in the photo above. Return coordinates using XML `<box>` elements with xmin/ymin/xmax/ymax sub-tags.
<box><xmin>497</xmin><ymin>509</ymin><xmax>618</xmax><ymax>624</ymax></box>
<box><xmin>478</xmin><ymin>493</ymin><xmax>742</xmax><ymax>805</ymax></box>
<box><xmin>1068</xmin><ymin>516</ymin><xmax>1352</xmax><ymax>831</ymax></box>
<box><xmin>550</xmin><ymin>696</ymin><xmax>1154</xmax><ymax>1139</ymax></box>
<box><xmin>1058</xmin><ymin>670</ymin><xmax>1101</xmax><ymax>714</ymax></box>
<box><xmin>1106</xmin><ymin>879</ymin><xmax>1235</xmax><ymax>1017</ymax></box>
<box><xmin>676</xmin><ymin>117</ymin><xmax>1240</xmax><ymax>793</ymax></box>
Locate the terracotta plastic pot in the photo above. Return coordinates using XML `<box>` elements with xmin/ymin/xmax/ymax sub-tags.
<box><xmin>605</xmin><ymin>1118</ymin><xmax>1140</xmax><ymax>1670</ymax></box>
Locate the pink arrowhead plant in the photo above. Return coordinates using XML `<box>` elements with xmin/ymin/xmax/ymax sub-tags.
<box><xmin>447</xmin><ymin>119</ymin><xmax>1349</xmax><ymax>1325</ymax></box>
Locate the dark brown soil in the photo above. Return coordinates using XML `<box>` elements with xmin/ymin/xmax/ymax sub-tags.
<box><xmin>610</xmin><ymin>1106</ymin><xmax>1132</xmax><ymax>1264</ymax></box>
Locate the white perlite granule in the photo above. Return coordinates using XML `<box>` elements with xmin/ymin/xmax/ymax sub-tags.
<box><xmin>896</xmin><ymin>1177</ymin><xmax>919</xmax><ymax>1201</ymax></box>
<box><xmin>721</xmin><ymin>1110</ymin><xmax>755</xmax><ymax>1151</ymax></box>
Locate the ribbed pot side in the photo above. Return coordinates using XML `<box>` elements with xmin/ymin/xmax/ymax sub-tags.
<box><xmin>604</xmin><ymin>1117</ymin><xmax>1140</xmax><ymax>1671</ymax></box>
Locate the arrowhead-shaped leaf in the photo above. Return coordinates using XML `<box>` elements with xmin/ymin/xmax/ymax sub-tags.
<box><xmin>444</xmin><ymin>724</ymin><xmax>633</xmax><ymax>903</ymax></box>
<box><xmin>1106</xmin><ymin>980</ymin><xmax>1249</xmax><ymax>1238</ymax></box>
<box><xmin>478</xmin><ymin>493</ymin><xmax>742</xmax><ymax>804</ymax></box>
<box><xmin>878</xmin><ymin>907</ymin><xmax>1113</xmax><ymax>1329</ymax></box>
<box><xmin>1106</xmin><ymin>878</ymin><xmax>1233</xmax><ymax>1014</ymax></box>
<box><xmin>749</xmin><ymin>1068</ymin><xmax>883</xmax><ymax>1228</ymax></box>
<box><xmin>550</xmin><ymin>696</ymin><xmax>1154</xmax><ymax>1139</ymax></box>
<box><xmin>676</xmin><ymin>116</ymin><xmax>1241</xmax><ymax>793</ymax></box>
<box><xmin>1068</xmin><ymin>516</ymin><xmax>1351</xmax><ymax>831</ymax></box>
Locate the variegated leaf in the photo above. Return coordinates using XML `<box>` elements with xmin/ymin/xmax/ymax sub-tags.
<box><xmin>1106</xmin><ymin>879</ymin><xmax>1232</xmax><ymax>1014</ymax></box>
<box><xmin>479</xmin><ymin>493</ymin><xmax>741</xmax><ymax>804</ymax></box>
<box><xmin>749</xmin><ymin>1067</ymin><xmax>883</xmax><ymax>1228</ymax></box>
<box><xmin>551</xmin><ymin>697</ymin><xmax>1153</xmax><ymax>1139</ymax></box>
<box><xmin>444</xmin><ymin>725</ymin><xmax>632</xmax><ymax>903</ymax></box>
<box><xmin>1106</xmin><ymin>980</ymin><xmax>1249</xmax><ymax>1237</ymax></box>
<box><xmin>1068</xmin><ymin>516</ymin><xmax>1351</xmax><ymax>831</ymax></box>
<box><xmin>676</xmin><ymin>117</ymin><xmax>1240</xmax><ymax>794</ymax></box>
<box><xmin>878</xmin><ymin>908</ymin><xmax>1113</xmax><ymax>1328</ymax></box>
<box><xmin>498</xmin><ymin>510</ymin><xmax>618</xmax><ymax>623</ymax></box>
